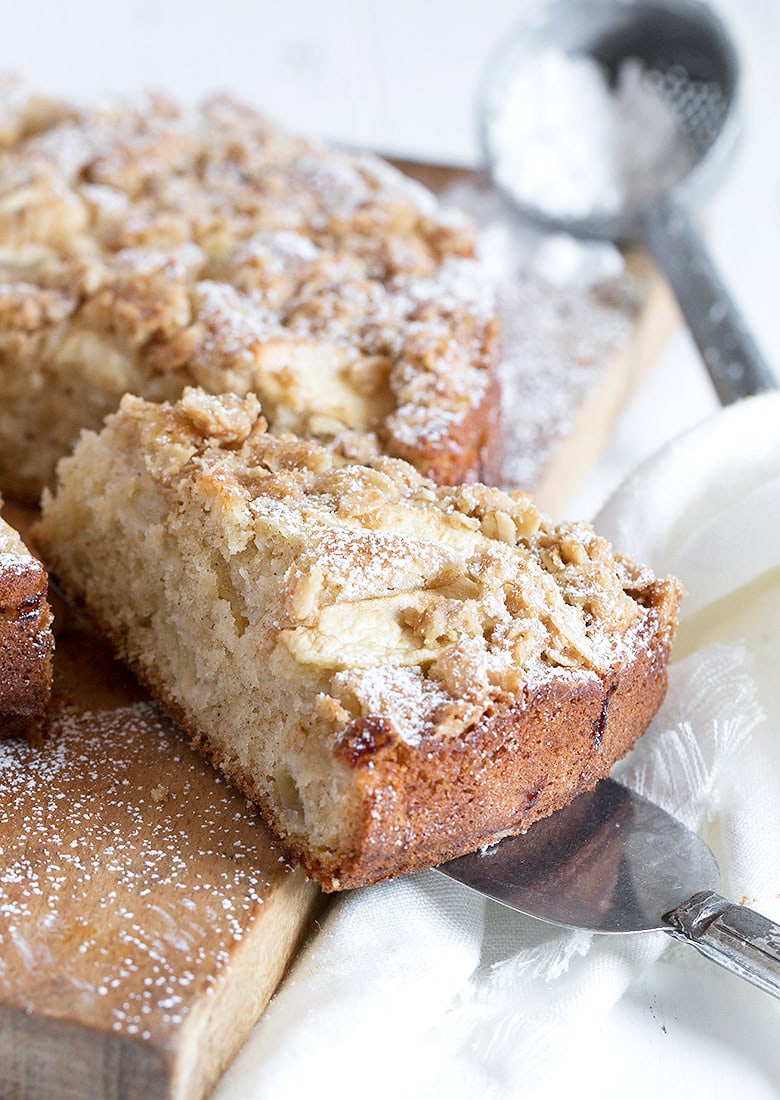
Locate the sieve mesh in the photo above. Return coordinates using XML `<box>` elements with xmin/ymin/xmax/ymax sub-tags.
<box><xmin>644</xmin><ymin>62</ymin><xmax>729</xmax><ymax>159</ymax></box>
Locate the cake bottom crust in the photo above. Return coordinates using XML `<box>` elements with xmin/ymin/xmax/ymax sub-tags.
<box><xmin>127</xmin><ymin>609</ymin><xmax>670</xmax><ymax>892</ymax></box>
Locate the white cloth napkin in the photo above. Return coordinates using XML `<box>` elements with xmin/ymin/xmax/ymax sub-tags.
<box><xmin>215</xmin><ymin>392</ymin><xmax>780</xmax><ymax>1100</ymax></box>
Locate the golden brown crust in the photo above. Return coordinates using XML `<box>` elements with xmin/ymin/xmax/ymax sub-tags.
<box><xmin>142</xmin><ymin>591</ymin><xmax>675</xmax><ymax>891</ymax></box>
<box><xmin>0</xmin><ymin>511</ymin><xmax>54</xmax><ymax>731</ymax></box>
<box><xmin>315</xmin><ymin>595</ymin><xmax>673</xmax><ymax>889</ymax></box>
<box><xmin>0</xmin><ymin>84</ymin><xmax>500</xmax><ymax>502</ymax></box>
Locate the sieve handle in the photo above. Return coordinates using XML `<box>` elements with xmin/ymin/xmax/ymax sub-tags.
<box><xmin>640</xmin><ymin>195</ymin><xmax>777</xmax><ymax>405</ymax></box>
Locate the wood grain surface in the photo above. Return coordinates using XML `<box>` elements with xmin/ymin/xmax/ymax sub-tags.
<box><xmin>0</xmin><ymin>505</ymin><xmax>322</xmax><ymax>1100</ymax></box>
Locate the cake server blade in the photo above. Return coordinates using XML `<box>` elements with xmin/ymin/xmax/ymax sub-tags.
<box><xmin>438</xmin><ymin>778</ymin><xmax>780</xmax><ymax>998</ymax></box>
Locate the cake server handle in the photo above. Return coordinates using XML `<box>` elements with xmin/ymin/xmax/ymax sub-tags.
<box><xmin>639</xmin><ymin>195</ymin><xmax>778</xmax><ymax>405</ymax></box>
<box><xmin>663</xmin><ymin>890</ymin><xmax>780</xmax><ymax>999</ymax></box>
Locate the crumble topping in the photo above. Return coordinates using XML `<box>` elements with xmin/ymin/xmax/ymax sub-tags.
<box><xmin>113</xmin><ymin>389</ymin><xmax>675</xmax><ymax>746</ymax></box>
<box><xmin>0</xmin><ymin>83</ymin><xmax>496</xmax><ymax>485</ymax></box>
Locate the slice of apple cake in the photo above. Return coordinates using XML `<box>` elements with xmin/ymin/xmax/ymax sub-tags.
<box><xmin>37</xmin><ymin>389</ymin><xmax>681</xmax><ymax>890</ymax></box>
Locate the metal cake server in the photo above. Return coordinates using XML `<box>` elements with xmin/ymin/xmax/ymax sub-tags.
<box><xmin>439</xmin><ymin>778</ymin><xmax>780</xmax><ymax>998</ymax></box>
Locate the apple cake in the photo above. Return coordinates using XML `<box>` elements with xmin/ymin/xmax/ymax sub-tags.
<box><xmin>37</xmin><ymin>389</ymin><xmax>682</xmax><ymax>890</ymax></box>
<box><xmin>0</xmin><ymin>79</ymin><xmax>499</xmax><ymax>503</ymax></box>
<box><xmin>0</xmin><ymin>504</ymin><xmax>54</xmax><ymax>733</ymax></box>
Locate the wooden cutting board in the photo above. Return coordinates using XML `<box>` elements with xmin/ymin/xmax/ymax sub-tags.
<box><xmin>0</xmin><ymin>164</ymin><xmax>678</xmax><ymax>1100</ymax></box>
<box><xmin>0</xmin><ymin>504</ymin><xmax>323</xmax><ymax>1100</ymax></box>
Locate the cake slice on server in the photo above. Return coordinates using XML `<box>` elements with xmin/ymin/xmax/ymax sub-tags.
<box><xmin>0</xmin><ymin>506</ymin><xmax>54</xmax><ymax>734</ymax></box>
<box><xmin>37</xmin><ymin>389</ymin><xmax>681</xmax><ymax>890</ymax></box>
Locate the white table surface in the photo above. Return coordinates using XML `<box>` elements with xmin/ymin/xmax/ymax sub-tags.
<box><xmin>2</xmin><ymin>1</ymin><xmax>778</xmax><ymax>1096</ymax></box>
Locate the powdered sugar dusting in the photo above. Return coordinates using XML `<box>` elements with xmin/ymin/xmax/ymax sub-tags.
<box><xmin>25</xmin><ymin>119</ymin><xmax>99</xmax><ymax>182</ymax></box>
<box><xmin>288</xmin><ymin>151</ymin><xmax>371</xmax><ymax>223</ymax></box>
<box><xmin>355</xmin><ymin>153</ymin><xmax>440</xmax><ymax>217</ymax></box>
<box><xmin>443</xmin><ymin>181</ymin><xmax>643</xmax><ymax>492</ymax></box>
<box><xmin>401</xmin><ymin>255</ymin><xmax>495</xmax><ymax>323</ymax></box>
<box><xmin>487</xmin><ymin>51</ymin><xmax>696</xmax><ymax>219</ymax></box>
<box><xmin>0</xmin><ymin>513</ymin><xmax>34</xmax><ymax>562</ymax></box>
<box><xmin>193</xmin><ymin>280</ymin><xmax>281</xmax><ymax>357</ymax></box>
<box><xmin>305</xmin><ymin>527</ymin><xmax>456</xmax><ymax>603</ymax></box>
<box><xmin>116</xmin><ymin>241</ymin><xmax>204</xmax><ymax>276</ymax></box>
<box><xmin>332</xmin><ymin>665</ymin><xmax>454</xmax><ymax>745</ymax></box>
<box><xmin>231</xmin><ymin>230</ymin><xmax>320</xmax><ymax>275</ymax></box>
<box><xmin>0</xmin><ymin>700</ymin><xmax>301</xmax><ymax>1041</ymax></box>
<box><xmin>0</xmin><ymin>551</ymin><xmax>32</xmax><ymax>579</ymax></box>
<box><xmin>497</xmin><ymin>276</ymin><xmax>637</xmax><ymax>489</ymax></box>
<box><xmin>0</xmin><ymin>87</ymin><xmax>498</xmax><ymax>486</ymax></box>
<box><xmin>389</xmin><ymin>402</ymin><xmax>462</xmax><ymax>448</ymax></box>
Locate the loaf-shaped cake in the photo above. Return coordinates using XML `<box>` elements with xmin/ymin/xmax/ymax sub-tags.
<box><xmin>0</xmin><ymin>506</ymin><xmax>54</xmax><ymax>733</ymax></box>
<box><xmin>0</xmin><ymin>80</ymin><xmax>499</xmax><ymax>502</ymax></box>
<box><xmin>37</xmin><ymin>390</ymin><xmax>681</xmax><ymax>890</ymax></box>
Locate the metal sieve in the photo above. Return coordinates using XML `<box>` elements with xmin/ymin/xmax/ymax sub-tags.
<box><xmin>479</xmin><ymin>0</ymin><xmax>777</xmax><ymax>403</ymax></box>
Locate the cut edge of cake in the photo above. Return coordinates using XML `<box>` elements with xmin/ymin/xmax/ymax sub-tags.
<box><xmin>37</xmin><ymin>389</ymin><xmax>682</xmax><ymax>890</ymax></box>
